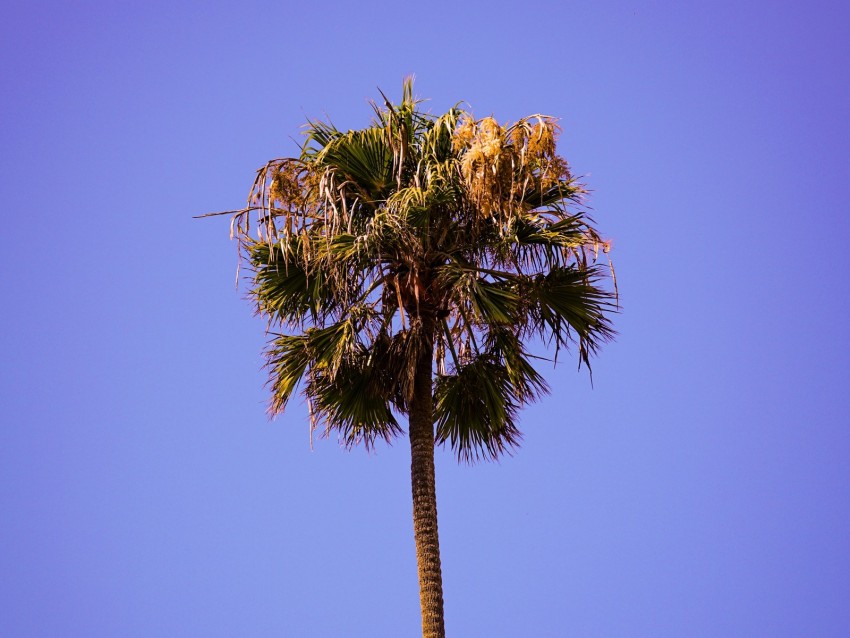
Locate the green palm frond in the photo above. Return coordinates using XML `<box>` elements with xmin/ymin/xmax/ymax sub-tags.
<box><xmin>434</xmin><ymin>354</ymin><xmax>524</xmax><ymax>463</ymax></box>
<box><xmin>484</xmin><ymin>328</ymin><xmax>549</xmax><ymax>403</ymax></box>
<box><xmin>466</xmin><ymin>276</ymin><xmax>518</xmax><ymax>326</ymax></box>
<box><xmin>520</xmin><ymin>265</ymin><xmax>616</xmax><ymax>368</ymax></box>
<box><xmin>307</xmin><ymin>346</ymin><xmax>401</xmax><ymax>449</ymax></box>
<box><xmin>420</xmin><ymin>108</ymin><xmax>461</xmax><ymax>163</ymax></box>
<box><xmin>317</xmin><ymin>126</ymin><xmax>394</xmax><ymax>202</ymax></box>
<box><xmin>250</xmin><ymin>240</ymin><xmax>327</xmax><ymax>325</ymax></box>
<box><xmin>301</xmin><ymin>119</ymin><xmax>341</xmax><ymax>158</ymax></box>
<box><xmin>306</xmin><ymin>318</ymin><xmax>359</xmax><ymax>374</ymax></box>
<box><xmin>265</xmin><ymin>333</ymin><xmax>312</xmax><ymax>415</ymax></box>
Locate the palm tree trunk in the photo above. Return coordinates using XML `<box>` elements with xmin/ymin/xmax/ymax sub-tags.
<box><xmin>408</xmin><ymin>316</ymin><xmax>446</xmax><ymax>638</ymax></box>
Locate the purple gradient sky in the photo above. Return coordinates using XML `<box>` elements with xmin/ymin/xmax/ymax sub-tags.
<box><xmin>2</xmin><ymin>1</ymin><xmax>849</xmax><ymax>636</ymax></box>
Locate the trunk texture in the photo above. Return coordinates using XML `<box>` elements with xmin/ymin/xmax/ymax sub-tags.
<box><xmin>408</xmin><ymin>316</ymin><xmax>445</xmax><ymax>638</ymax></box>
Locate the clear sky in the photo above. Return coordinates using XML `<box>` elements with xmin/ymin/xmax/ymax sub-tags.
<box><xmin>2</xmin><ymin>1</ymin><xmax>848</xmax><ymax>636</ymax></box>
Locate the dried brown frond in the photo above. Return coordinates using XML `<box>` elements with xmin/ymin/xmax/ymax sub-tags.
<box><xmin>452</xmin><ymin>114</ymin><xmax>476</xmax><ymax>152</ymax></box>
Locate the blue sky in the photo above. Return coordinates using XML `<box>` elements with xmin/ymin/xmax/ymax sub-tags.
<box><xmin>2</xmin><ymin>1</ymin><xmax>849</xmax><ymax>636</ymax></box>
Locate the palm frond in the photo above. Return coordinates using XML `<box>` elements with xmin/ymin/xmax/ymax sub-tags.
<box><xmin>265</xmin><ymin>333</ymin><xmax>312</xmax><ymax>415</ymax></box>
<box><xmin>316</xmin><ymin>126</ymin><xmax>394</xmax><ymax>204</ymax></box>
<box><xmin>467</xmin><ymin>277</ymin><xmax>518</xmax><ymax>326</ymax></box>
<box><xmin>307</xmin><ymin>346</ymin><xmax>401</xmax><ymax>449</ymax></box>
<box><xmin>250</xmin><ymin>240</ymin><xmax>327</xmax><ymax>325</ymax></box>
<box><xmin>519</xmin><ymin>265</ymin><xmax>617</xmax><ymax>368</ymax></box>
<box><xmin>484</xmin><ymin>327</ymin><xmax>550</xmax><ymax>403</ymax></box>
<box><xmin>434</xmin><ymin>354</ymin><xmax>524</xmax><ymax>463</ymax></box>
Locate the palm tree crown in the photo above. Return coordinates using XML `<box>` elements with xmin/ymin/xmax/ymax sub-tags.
<box><xmin>230</xmin><ymin>79</ymin><xmax>616</xmax><ymax>460</ymax></box>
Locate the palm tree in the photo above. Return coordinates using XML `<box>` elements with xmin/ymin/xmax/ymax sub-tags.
<box><xmin>211</xmin><ymin>79</ymin><xmax>616</xmax><ymax>638</ymax></box>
